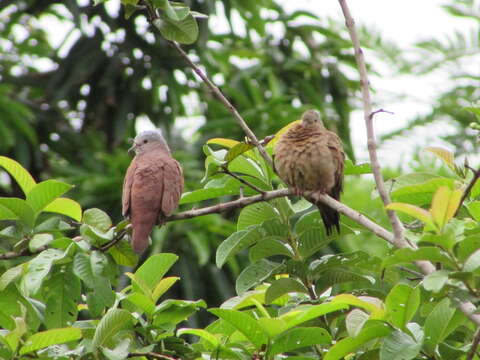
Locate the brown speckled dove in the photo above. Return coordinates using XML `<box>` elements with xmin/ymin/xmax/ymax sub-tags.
<box><xmin>122</xmin><ymin>130</ymin><xmax>184</xmax><ymax>253</ymax></box>
<box><xmin>275</xmin><ymin>110</ymin><xmax>345</xmax><ymax>235</ymax></box>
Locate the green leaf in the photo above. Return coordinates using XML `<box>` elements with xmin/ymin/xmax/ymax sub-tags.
<box><xmin>44</xmin><ymin>268</ymin><xmax>81</xmax><ymax>328</ymax></box>
<box><xmin>430</xmin><ymin>186</ymin><xmax>462</xmax><ymax>231</ymax></box>
<box><xmin>324</xmin><ymin>321</ymin><xmax>392</xmax><ymax>360</ymax></box>
<box><xmin>389</xmin><ymin>174</ymin><xmax>454</xmax><ymax>206</ymax></box>
<box><xmin>19</xmin><ymin>327</ymin><xmax>82</xmax><ymax>355</ymax></box>
<box><xmin>463</xmin><ymin>249</ymin><xmax>480</xmax><ymax>272</ymax></box>
<box><xmin>124</xmin><ymin>293</ymin><xmax>155</xmax><ymax>315</ymax></box>
<box><xmin>0</xmin><ymin>264</ymin><xmax>25</xmax><ymax>291</ymax></box>
<box><xmin>73</xmin><ymin>252</ymin><xmax>115</xmax><ymax>308</ymax></box>
<box><xmin>164</xmin><ymin>1</ymin><xmax>190</xmax><ymax>21</ymax></box>
<box><xmin>108</xmin><ymin>239</ymin><xmax>137</xmax><ymax>267</ymax></box>
<box><xmin>236</xmin><ymin>259</ymin><xmax>283</xmax><ymax>294</ymax></box>
<box><xmin>331</xmin><ymin>294</ymin><xmax>384</xmax><ymax>319</ymax></box>
<box><xmin>385</xmin><ymin>202</ymin><xmax>434</xmax><ymax>228</ymax></box>
<box><xmin>216</xmin><ymin>226</ymin><xmax>262</xmax><ymax>268</ymax></box>
<box><xmin>297</xmin><ymin>226</ymin><xmax>334</xmax><ymax>258</ymax></box>
<box><xmin>22</xmin><ymin>249</ymin><xmax>65</xmax><ymax>295</ymax></box>
<box><xmin>423</xmin><ymin>270</ymin><xmax>449</xmax><ymax>293</ymax></box>
<box><xmin>344</xmin><ymin>159</ymin><xmax>372</xmax><ymax>175</ymax></box>
<box><xmin>424</xmin><ymin>147</ymin><xmax>455</xmax><ymax>171</ymax></box>
<box><xmin>249</xmin><ymin>236</ymin><xmax>294</xmax><ymax>262</ymax></box>
<box><xmin>134</xmin><ymin>253</ymin><xmax>178</xmax><ymax>293</ymax></box>
<box><xmin>209</xmin><ymin>308</ymin><xmax>269</xmax><ymax>348</ymax></box>
<box><xmin>380</xmin><ymin>330</ymin><xmax>422</xmax><ymax>360</ymax></box>
<box><xmin>177</xmin><ymin>328</ymin><xmax>220</xmax><ymax>348</ymax></box>
<box><xmin>424</xmin><ymin>298</ymin><xmax>466</xmax><ymax>355</ymax></box>
<box><xmin>237</xmin><ymin>202</ymin><xmax>277</xmax><ymax>231</ymax></box>
<box><xmin>278</xmin><ymin>302</ymin><xmax>349</xmax><ymax>332</ymax></box>
<box><xmin>152</xmin><ymin>276</ymin><xmax>180</xmax><ymax>302</ymax></box>
<box><xmin>26</xmin><ymin>180</ymin><xmax>72</xmax><ymax>214</ymax></box>
<box><xmin>29</xmin><ymin>233</ymin><xmax>54</xmax><ymax>252</ymax></box>
<box><xmin>92</xmin><ymin>309</ymin><xmax>133</xmax><ymax>349</ymax></box>
<box><xmin>82</xmin><ymin>208</ymin><xmax>112</xmax><ymax>231</ymax></box>
<box><xmin>225</xmin><ymin>143</ymin><xmax>256</xmax><ymax>163</ymax></box>
<box><xmin>382</xmin><ymin>247</ymin><xmax>455</xmax><ymax>269</ymax></box>
<box><xmin>269</xmin><ymin>327</ymin><xmax>331</xmax><ymax>356</ymax></box>
<box><xmin>0</xmin><ymin>198</ymin><xmax>35</xmax><ymax>228</ymax></box>
<box><xmin>153</xmin><ymin>299</ymin><xmax>206</xmax><ymax>326</ymax></box>
<box><xmin>385</xmin><ymin>284</ymin><xmax>420</xmax><ymax>329</ymax></box>
<box><xmin>0</xmin><ymin>156</ymin><xmax>36</xmax><ymax>195</ymax></box>
<box><xmin>467</xmin><ymin>201</ymin><xmax>480</xmax><ymax>221</ymax></box>
<box><xmin>265</xmin><ymin>278</ymin><xmax>308</xmax><ymax>304</ymax></box>
<box><xmin>155</xmin><ymin>14</ymin><xmax>199</xmax><ymax>45</ymax></box>
<box><xmin>43</xmin><ymin>198</ymin><xmax>82</xmax><ymax>221</ymax></box>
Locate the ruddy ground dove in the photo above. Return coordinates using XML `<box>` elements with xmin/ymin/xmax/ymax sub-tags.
<box><xmin>275</xmin><ymin>110</ymin><xmax>345</xmax><ymax>235</ymax></box>
<box><xmin>122</xmin><ymin>130</ymin><xmax>184</xmax><ymax>253</ymax></box>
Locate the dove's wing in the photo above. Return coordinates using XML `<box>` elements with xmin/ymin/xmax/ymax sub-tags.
<box><xmin>326</xmin><ymin>131</ymin><xmax>345</xmax><ymax>200</ymax></box>
<box><xmin>122</xmin><ymin>160</ymin><xmax>137</xmax><ymax>217</ymax></box>
<box><xmin>161</xmin><ymin>159</ymin><xmax>184</xmax><ymax>216</ymax></box>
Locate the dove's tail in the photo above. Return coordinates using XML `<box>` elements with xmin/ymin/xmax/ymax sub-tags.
<box><xmin>318</xmin><ymin>205</ymin><xmax>340</xmax><ymax>236</ymax></box>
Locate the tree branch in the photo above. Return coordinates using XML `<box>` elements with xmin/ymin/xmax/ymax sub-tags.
<box><xmin>337</xmin><ymin>0</ymin><xmax>480</xmax><ymax>327</ymax></box>
<box><xmin>138</xmin><ymin>1</ymin><xmax>272</xmax><ymax>168</ymax></box>
<box><xmin>128</xmin><ymin>352</ymin><xmax>177</xmax><ymax>360</ymax></box>
<box><xmin>337</xmin><ymin>0</ymin><xmax>404</xmax><ymax>246</ymax></box>
<box><xmin>457</xmin><ymin>165</ymin><xmax>480</xmax><ymax>215</ymax></box>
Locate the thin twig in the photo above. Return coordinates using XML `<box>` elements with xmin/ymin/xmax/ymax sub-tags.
<box><xmin>0</xmin><ymin>245</ymin><xmax>48</xmax><ymax>260</ymax></box>
<box><xmin>456</xmin><ymin>165</ymin><xmax>480</xmax><ymax>216</ymax></box>
<box><xmin>98</xmin><ymin>226</ymin><xmax>131</xmax><ymax>252</ymax></box>
<box><xmin>139</xmin><ymin>1</ymin><xmax>272</xmax><ymax>168</ymax></box>
<box><xmin>221</xmin><ymin>167</ymin><xmax>266</xmax><ymax>195</ymax></box>
<box><xmin>337</xmin><ymin>0</ymin><xmax>404</xmax><ymax>246</ymax></box>
<box><xmin>467</xmin><ymin>328</ymin><xmax>480</xmax><ymax>360</ymax></box>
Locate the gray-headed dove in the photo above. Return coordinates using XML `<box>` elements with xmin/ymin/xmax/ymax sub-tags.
<box><xmin>122</xmin><ymin>130</ymin><xmax>184</xmax><ymax>253</ymax></box>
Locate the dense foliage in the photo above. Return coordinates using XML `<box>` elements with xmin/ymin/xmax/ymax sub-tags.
<box><xmin>1</xmin><ymin>0</ymin><xmax>480</xmax><ymax>359</ymax></box>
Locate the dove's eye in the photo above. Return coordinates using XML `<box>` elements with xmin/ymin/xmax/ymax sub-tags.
<box><xmin>143</xmin><ymin>140</ymin><xmax>148</xmax><ymax>144</ymax></box>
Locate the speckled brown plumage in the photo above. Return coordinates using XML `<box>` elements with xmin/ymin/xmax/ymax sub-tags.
<box><xmin>122</xmin><ymin>130</ymin><xmax>183</xmax><ymax>253</ymax></box>
<box><xmin>275</xmin><ymin>110</ymin><xmax>345</xmax><ymax>234</ymax></box>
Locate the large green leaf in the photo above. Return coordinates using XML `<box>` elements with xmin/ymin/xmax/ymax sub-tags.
<box><xmin>156</xmin><ymin>14</ymin><xmax>199</xmax><ymax>44</ymax></box>
<box><xmin>133</xmin><ymin>253</ymin><xmax>178</xmax><ymax>293</ymax></box>
<box><xmin>269</xmin><ymin>327</ymin><xmax>331</xmax><ymax>356</ymax></box>
<box><xmin>209</xmin><ymin>308</ymin><xmax>269</xmax><ymax>349</ymax></box>
<box><xmin>0</xmin><ymin>198</ymin><xmax>35</xmax><ymax>228</ymax></box>
<box><xmin>44</xmin><ymin>268</ymin><xmax>81</xmax><ymax>329</ymax></box>
<box><xmin>21</xmin><ymin>249</ymin><xmax>66</xmax><ymax>295</ymax></box>
<box><xmin>385</xmin><ymin>284</ymin><xmax>420</xmax><ymax>329</ymax></box>
<box><xmin>153</xmin><ymin>299</ymin><xmax>206</xmax><ymax>326</ymax></box>
<box><xmin>324</xmin><ymin>321</ymin><xmax>392</xmax><ymax>360</ymax></box>
<box><xmin>0</xmin><ymin>156</ymin><xmax>36</xmax><ymax>195</ymax></box>
<box><xmin>237</xmin><ymin>202</ymin><xmax>277</xmax><ymax>231</ymax></box>
<box><xmin>92</xmin><ymin>308</ymin><xmax>133</xmax><ymax>349</ymax></box>
<box><xmin>265</xmin><ymin>278</ymin><xmax>308</xmax><ymax>304</ymax></box>
<box><xmin>39</xmin><ymin>205</ymin><xmax>80</xmax><ymax>227</ymax></box>
<box><xmin>380</xmin><ymin>330</ymin><xmax>422</xmax><ymax>360</ymax></box>
<box><xmin>216</xmin><ymin>226</ymin><xmax>263</xmax><ymax>268</ymax></box>
<box><xmin>25</xmin><ymin>180</ymin><xmax>72</xmax><ymax>214</ymax></box>
<box><xmin>236</xmin><ymin>259</ymin><xmax>283</xmax><ymax>294</ymax></box>
<box><xmin>19</xmin><ymin>327</ymin><xmax>82</xmax><ymax>355</ymax></box>
<box><xmin>82</xmin><ymin>208</ymin><xmax>112</xmax><ymax>231</ymax></box>
<box><xmin>249</xmin><ymin>236</ymin><xmax>294</xmax><ymax>262</ymax></box>
<box><xmin>424</xmin><ymin>298</ymin><xmax>466</xmax><ymax>355</ymax></box>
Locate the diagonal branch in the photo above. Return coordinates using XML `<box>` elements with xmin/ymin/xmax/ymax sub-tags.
<box><xmin>337</xmin><ymin>0</ymin><xmax>480</xmax><ymax>327</ymax></box>
<box><xmin>138</xmin><ymin>0</ymin><xmax>272</xmax><ymax>168</ymax></box>
<box><xmin>337</xmin><ymin>0</ymin><xmax>404</xmax><ymax>246</ymax></box>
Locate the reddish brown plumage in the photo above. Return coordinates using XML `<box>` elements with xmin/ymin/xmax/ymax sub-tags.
<box><xmin>122</xmin><ymin>130</ymin><xmax>183</xmax><ymax>253</ymax></box>
<box><xmin>275</xmin><ymin>110</ymin><xmax>345</xmax><ymax>235</ymax></box>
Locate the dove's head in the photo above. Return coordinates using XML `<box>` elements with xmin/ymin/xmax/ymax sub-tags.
<box><xmin>128</xmin><ymin>129</ymin><xmax>170</xmax><ymax>155</ymax></box>
<box><xmin>301</xmin><ymin>110</ymin><xmax>323</xmax><ymax>128</ymax></box>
